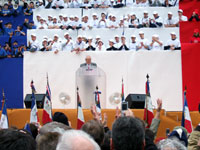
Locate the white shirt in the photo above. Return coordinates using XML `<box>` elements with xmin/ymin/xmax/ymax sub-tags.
<box><xmin>164</xmin><ymin>18</ymin><xmax>177</xmax><ymax>26</ymax></box>
<box><xmin>96</xmin><ymin>45</ymin><xmax>106</xmax><ymax>51</ymax></box>
<box><xmin>37</xmin><ymin>23</ymin><xmax>48</xmax><ymax>29</ymax></box>
<box><xmin>166</xmin><ymin>38</ymin><xmax>180</xmax><ymax>48</ymax></box>
<box><xmin>141</xmin><ymin>17</ymin><xmax>149</xmax><ymax>25</ymax></box>
<box><xmin>138</xmin><ymin>38</ymin><xmax>149</xmax><ymax>50</ymax></box>
<box><xmin>62</xmin><ymin>40</ymin><xmax>73</xmax><ymax>51</ymax></box>
<box><xmin>114</xmin><ymin>42</ymin><xmax>122</xmax><ymax>49</ymax></box>
<box><xmin>74</xmin><ymin>41</ymin><xmax>86</xmax><ymax>50</ymax></box>
<box><xmin>175</xmin><ymin>15</ymin><xmax>188</xmax><ymax>23</ymax></box>
<box><xmin>150</xmin><ymin>41</ymin><xmax>163</xmax><ymax>50</ymax></box>
<box><xmin>52</xmin><ymin>0</ymin><xmax>65</xmax><ymax>7</ymax></box>
<box><xmin>150</xmin><ymin>16</ymin><xmax>163</xmax><ymax>27</ymax></box>
<box><xmin>51</xmin><ymin>41</ymin><xmax>62</xmax><ymax>51</ymax></box>
<box><xmin>90</xmin><ymin>19</ymin><xmax>99</xmax><ymax>28</ymax></box>
<box><xmin>91</xmin><ymin>0</ymin><xmax>101</xmax><ymax>5</ymax></box>
<box><xmin>81</xmin><ymin>21</ymin><xmax>90</xmax><ymax>30</ymax></box>
<box><xmin>30</xmin><ymin>40</ymin><xmax>40</xmax><ymax>51</ymax></box>
<box><xmin>98</xmin><ymin>20</ymin><xmax>107</xmax><ymax>28</ymax></box>
<box><xmin>129</xmin><ymin>41</ymin><xmax>139</xmax><ymax>50</ymax></box>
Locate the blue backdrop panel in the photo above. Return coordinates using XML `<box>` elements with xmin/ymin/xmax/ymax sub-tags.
<box><xmin>0</xmin><ymin>58</ymin><xmax>23</xmax><ymax>109</ymax></box>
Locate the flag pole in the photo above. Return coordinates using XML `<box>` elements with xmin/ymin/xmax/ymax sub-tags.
<box><xmin>146</xmin><ymin>74</ymin><xmax>149</xmax><ymax>124</ymax></box>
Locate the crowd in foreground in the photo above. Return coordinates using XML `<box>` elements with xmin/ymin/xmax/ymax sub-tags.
<box><xmin>0</xmin><ymin>100</ymin><xmax>200</xmax><ymax>150</ymax></box>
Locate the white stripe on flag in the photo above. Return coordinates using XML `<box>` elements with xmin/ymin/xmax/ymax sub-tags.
<box><xmin>0</xmin><ymin>114</ymin><xmax>8</xmax><ymax>129</ymax></box>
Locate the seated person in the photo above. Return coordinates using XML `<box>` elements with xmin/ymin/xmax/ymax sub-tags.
<box><xmin>28</xmin><ymin>33</ymin><xmax>40</xmax><ymax>52</ymax></box>
<box><xmin>138</xmin><ymin>31</ymin><xmax>149</xmax><ymax>50</ymax></box>
<box><xmin>149</xmin><ymin>11</ymin><xmax>163</xmax><ymax>28</ymax></box>
<box><xmin>149</xmin><ymin>34</ymin><xmax>163</xmax><ymax>50</ymax></box>
<box><xmin>52</xmin><ymin>0</ymin><xmax>65</xmax><ymax>9</ymax></box>
<box><xmin>80</xmin><ymin>0</ymin><xmax>92</xmax><ymax>8</ymax></box>
<box><xmin>96</xmin><ymin>40</ymin><xmax>106</xmax><ymax>51</ymax></box>
<box><xmin>114</xmin><ymin>35</ymin><xmax>121</xmax><ymax>49</ymax></box>
<box><xmin>189</xmin><ymin>9</ymin><xmax>200</xmax><ymax>22</ymax></box>
<box><xmin>48</xmin><ymin>34</ymin><xmax>62</xmax><ymax>54</ymax></box>
<box><xmin>190</xmin><ymin>29</ymin><xmax>200</xmax><ymax>43</ymax></box>
<box><xmin>62</xmin><ymin>32</ymin><xmax>74</xmax><ymax>51</ymax></box>
<box><xmin>129</xmin><ymin>35</ymin><xmax>139</xmax><ymax>51</ymax></box>
<box><xmin>4</xmin><ymin>22</ymin><xmax>14</xmax><ymax>36</ymax></box>
<box><xmin>164</xmin><ymin>12</ymin><xmax>178</xmax><ymax>27</ymax></box>
<box><xmin>23</xmin><ymin>1</ymin><xmax>34</xmax><ymax>16</ymax></box>
<box><xmin>119</xmin><ymin>35</ymin><xmax>129</xmax><ymax>50</ymax></box>
<box><xmin>164</xmin><ymin>32</ymin><xmax>181</xmax><ymax>50</ymax></box>
<box><xmin>139</xmin><ymin>11</ymin><xmax>150</xmax><ymax>28</ymax></box>
<box><xmin>128</xmin><ymin>13</ymin><xmax>139</xmax><ymax>28</ymax></box>
<box><xmin>86</xmin><ymin>37</ymin><xmax>96</xmax><ymax>51</ymax></box>
<box><xmin>72</xmin><ymin>35</ymin><xmax>86</xmax><ymax>53</ymax></box>
<box><xmin>149</xmin><ymin>0</ymin><xmax>162</xmax><ymax>6</ymax></box>
<box><xmin>106</xmin><ymin>39</ymin><xmax>118</xmax><ymax>50</ymax></box>
<box><xmin>162</xmin><ymin>0</ymin><xmax>173</xmax><ymax>7</ymax></box>
<box><xmin>15</xmin><ymin>25</ymin><xmax>26</xmax><ymax>36</ymax></box>
<box><xmin>1</xmin><ymin>3</ymin><xmax>12</xmax><ymax>17</ymax></box>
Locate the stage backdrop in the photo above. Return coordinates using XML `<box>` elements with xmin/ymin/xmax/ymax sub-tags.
<box><xmin>24</xmin><ymin>51</ymin><xmax>183</xmax><ymax>111</ymax></box>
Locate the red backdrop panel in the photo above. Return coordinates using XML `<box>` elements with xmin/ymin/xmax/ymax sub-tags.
<box><xmin>181</xmin><ymin>43</ymin><xmax>200</xmax><ymax>111</ymax></box>
<box><xmin>180</xmin><ymin>22</ymin><xmax>200</xmax><ymax>43</ymax></box>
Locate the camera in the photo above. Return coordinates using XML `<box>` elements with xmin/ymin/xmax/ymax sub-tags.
<box><xmin>121</xmin><ymin>101</ymin><xmax>128</xmax><ymax>116</ymax></box>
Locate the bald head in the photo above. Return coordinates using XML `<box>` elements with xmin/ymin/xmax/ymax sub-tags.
<box><xmin>85</xmin><ymin>55</ymin><xmax>91</xmax><ymax>65</ymax></box>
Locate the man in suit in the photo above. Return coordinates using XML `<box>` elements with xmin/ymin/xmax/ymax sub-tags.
<box><xmin>80</xmin><ymin>55</ymin><xmax>97</xmax><ymax>69</ymax></box>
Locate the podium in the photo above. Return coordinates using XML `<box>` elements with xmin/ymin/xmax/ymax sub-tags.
<box><xmin>76</xmin><ymin>63</ymin><xmax>106</xmax><ymax>109</ymax></box>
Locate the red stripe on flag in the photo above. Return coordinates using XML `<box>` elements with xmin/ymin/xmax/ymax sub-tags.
<box><xmin>185</xmin><ymin>119</ymin><xmax>193</xmax><ymax>133</ymax></box>
<box><xmin>42</xmin><ymin>110</ymin><xmax>52</xmax><ymax>125</ymax></box>
<box><xmin>77</xmin><ymin>119</ymin><xmax>84</xmax><ymax>129</ymax></box>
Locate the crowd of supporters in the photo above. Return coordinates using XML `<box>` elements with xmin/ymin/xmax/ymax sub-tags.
<box><xmin>1</xmin><ymin>101</ymin><xmax>200</xmax><ymax>150</ymax></box>
<box><xmin>33</xmin><ymin>9</ymin><xmax>186</xmax><ymax>30</ymax></box>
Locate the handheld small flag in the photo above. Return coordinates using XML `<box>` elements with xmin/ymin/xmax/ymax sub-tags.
<box><xmin>30</xmin><ymin>80</ymin><xmax>39</xmax><ymax>123</ymax></box>
<box><xmin>0</xmin><ymin>89</ymin><xmax>8</xmax><ymax>129</ymax></box>
<box><xmin>143</xmin><ymin>74</ymin><xmax>154</xmax><ymax>128</ymax></box>
<box><xmin>181</xmin><ymin>87</ymin><xmax>193</xmax><ymax>133</ymax></box>
<box><xmin>77</xmin><ymin>87</ymin><xmax>85</xmax><ymax>129</ymax></box>
<box><xmin>95</xmin><ymin>86</ymin><xmax>102</xmax><ymax>120</ymax></box>
<box><xmin>42</xmin><ymin>74</ymin><xmax>52</xmax><ymax>125</ymax></box>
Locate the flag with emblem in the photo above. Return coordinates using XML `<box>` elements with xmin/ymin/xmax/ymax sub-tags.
<box><xmin>30</xmin><ymin>80</ymin><xmax>39</xmax><ymax>123</ymax></box>
<box><xmin>95</xmin><ymin>86</ymin><xmax>102</xmax><ymax>120</ymax></box>
<box><xmin>143</xmin><ymin>74</ymin><xmax>154</xmax><ymax>128</ymax></box>
<box><xmin>181</xmin><ymin>88</ymin><xmax>193</xmax><ymax>133</ymax></box>
<box><xmin>42</xmin><ymin>74</ymin><xmax>52</xmax><ymax>125</ymax></box>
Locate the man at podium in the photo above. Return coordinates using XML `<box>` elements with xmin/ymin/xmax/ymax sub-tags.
<box><xmin>80</xmin><ymin>55</ymin><xmax>97</xmax><ymax>71</ymax></box>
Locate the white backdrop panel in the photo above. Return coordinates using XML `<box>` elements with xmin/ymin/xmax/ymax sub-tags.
<box><xmin>24</xmin><ymin>51</ymin><xmax>182</xmax><ymax>111</ymax></box>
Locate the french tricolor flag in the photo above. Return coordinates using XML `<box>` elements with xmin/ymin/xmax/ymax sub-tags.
<box><xmin>42</xmin><ymin>75</ymin><xmax>52</xmax><ymax>125</ymax></box>
<box><xmin>181</xmin><ymin>89</ymin><xmax>193</xmax><ymax>133</ymax></box>
<box><xmin>77</xmin><ymin>87</ymin><xmax>85</xmax><ymax>129</ymax></box>
<box><xmin>30</xmin><ymin>80</ymin><xmax>39</xmax><ymax>123</ymax></box>
<box><xmin>95</xmin><ymin>86</ymin><xmax>102</xmax><ymax>120</ymax></box>
<box><xmin>0</xmin><ymin>101</ymin><xmax>8</xmax><ymax>129</ymax></box>
<box><xmin>143</xmin><ymin>74</ymin><xmax>154</xmax><ymax>128</ymax></box>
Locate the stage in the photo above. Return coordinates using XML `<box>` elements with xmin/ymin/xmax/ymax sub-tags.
<box><xmin>1</xmin><ymin>109</ymin><xmax>199</xmax><ymax>138</ymax></box>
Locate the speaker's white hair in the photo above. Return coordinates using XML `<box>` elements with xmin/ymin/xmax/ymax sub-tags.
<box><xmin>56</xmin><ymin>130</ymin><xmax>100</xmax><ymax>150</ymax></box>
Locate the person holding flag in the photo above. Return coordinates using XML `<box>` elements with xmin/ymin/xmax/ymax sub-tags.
<box><xmin>181</xmin><ymin>87</ymin><xmax>193</xmax><ymax>133</ymax></box>
<box><xmin>0</xmin><ymin>89</ymin><xmax>8</xmax><ymax>129</ymax></box>
<box><xmin>144</xmin><ymin>74</ymin><xmax>154</xmax><ymax>128</ymax></box>
<box><xmin>42</xmin><ymin>74</ymin><xmax>52</xmax><ymax>125</ymax></box>
<box><xmin>77</xmin><ymin>87</ymin><xmax>85</xmax><ymax>129</ymax></box>
<box><xmin>30</xmin><ymin>80</ymin><xmax>39</xmax><ymax>123</ymax></box>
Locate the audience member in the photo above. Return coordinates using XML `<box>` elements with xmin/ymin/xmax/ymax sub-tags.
<box><xmin>149</xmin><ymin>34</ymin><xmax>163</xmax><ymax>50</ymax></box>
<box><xmin>149</xmin><ymin>11</ymin><xmax>163</xmax><ymax>28</ymax></box>
<box><xmin>188</xmin><ymin>124</ymin><xmax>200</xmax><ymax>150</ymax></box>
<box><xmin>28</xmin><ymin>33</ymin><xmax>40</xmax><ymax>52</ymax></box>
<box><xmin>164</xmin><ymin>32</ymin><xmax>181</xmax><ymax>50</ymax></box>
<box><xmin>189</xmin><ymin>9</ymin><xmax>200</xmax><ymax>22</ymax></box>
<box><xmin>119</xmin><ymin>35</ymin><xmax>129</xmax><ymax>50</ymax></box>
<box><xmin>138</xmin><ymin>31</ymin><xmax>150</xmax><ymax>50</ymax></box>
<box><xmin>112</xmin><ymin>116</ymin><xmax>145</xmax><ymax>150</ymax></box>
<box><xmin>56</xmin><ymin>130</ymin><xmax>100</xmax><ymax>150</ymax></box>
<box><xmin>0</xmin><ymin>128</ymin><xmax>36</xmax><ymax>150</ymax></box>
<box><xmin>164</xmin><ymin>12</ymin><xmax>178</xmax><ymax>27</ymax></box>
<box><xmin>107</xmin><ymin>39</ymin><xmax>118</xmax><ymax>50</ymax></box>
<box><xmin>129</xmin><ymin>34</ymin><xmax>139</xmax><ymax>50</ymax></box>
<box><xmin>190</xmin><ymin>29</ymin><xmax>200</xmax><ymax>43</ymax></box>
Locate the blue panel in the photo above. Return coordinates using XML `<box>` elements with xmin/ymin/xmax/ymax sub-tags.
<box><xmin>0</xmin><ymin>58</ymin><xmax>23</xmax><ymax>109</ymax></box>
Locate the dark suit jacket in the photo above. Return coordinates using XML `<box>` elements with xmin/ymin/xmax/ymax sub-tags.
<box><xmin>80</xmin><ymin>62</ymin><xmax>97</xmax><ymax>67</ymax></box>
